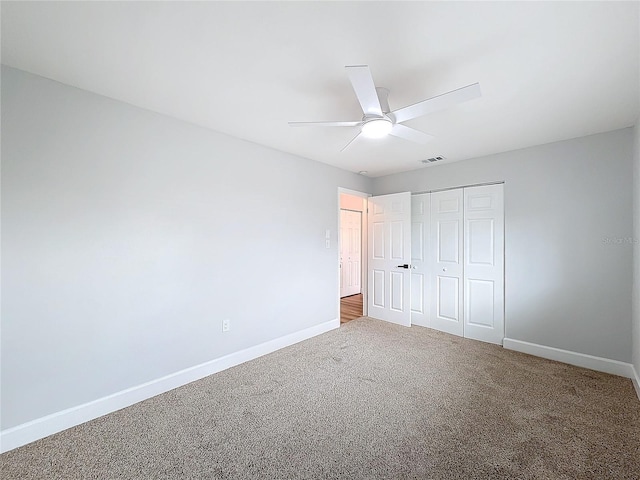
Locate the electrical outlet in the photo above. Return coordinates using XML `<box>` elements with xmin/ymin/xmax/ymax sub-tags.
<box><xmin>222</xmin><ymin>319</ymin><xmax>230</xmax><ymax>332</ymax></box>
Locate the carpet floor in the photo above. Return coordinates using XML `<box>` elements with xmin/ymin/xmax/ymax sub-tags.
<box><xmin>1</xmin><ymin>318</ymin><xmax>639</xmax><ymax>479</ymax></box>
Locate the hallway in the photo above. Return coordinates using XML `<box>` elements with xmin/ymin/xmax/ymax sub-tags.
<box><xmin>340</xmin><ymin>294</ymin><xmax>363</xmax><ymax>324</ymax></box>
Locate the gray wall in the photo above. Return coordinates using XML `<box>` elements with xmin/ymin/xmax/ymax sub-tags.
<box><xmin>1</xmin><ymin>66</ymin><xmax>372</xmax><ymax>429</ymax></box>
<box><xmin>372</xmin><ymin>129</ymin><xmax>634</xmax><ymax>364</ymax></box>
<box><xmin>633</xmin><ymin>122</ymin><xmax>640</xmax><ymax>378</ymax></box>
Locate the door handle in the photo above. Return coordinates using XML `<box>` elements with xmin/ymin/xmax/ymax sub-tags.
<box><xmin>396</xmin><ymin>264</ymin><xmax>410</xmax><ymax>269</ymax></box>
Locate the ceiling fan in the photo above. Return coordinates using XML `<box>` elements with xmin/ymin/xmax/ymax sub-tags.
<box><xmin>288</xmin><ymin>65</ymin><xmax>481</xmax><ymax>151</ymax></box>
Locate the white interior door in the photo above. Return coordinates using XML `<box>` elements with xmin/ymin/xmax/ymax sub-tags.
<box><xmin>340</xmin><ymin>209</ymin><xmax>362</xmax><ymax>298</ymax></box>
<box><xmin>463</xmin><ymin>184</ymin><xmax>504</xmax><ymax>344</ymax></box>
<box><xmin>430</xmin><ymin>189</ymin><xmax>464</xmax><ymax>336</ymax></box>
<box><xmin>367</xmin><ymin>192</ymin><xmax>411</xmax><ymax>326</ymax></box>
<box><xmin>411</xmin><ymin>194</ymin><xmax>430</xmax><ymax>327</ymax></box>
<box><xmin>339</xmin><ymin>209</ymin><xmax>349</xmax><ymax>297</ymax></box>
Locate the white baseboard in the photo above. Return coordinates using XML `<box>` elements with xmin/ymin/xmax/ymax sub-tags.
<box><xmin>503</xmin><ymin>338</ymin><xmax>636</xmax><ymax>380</ymax></box>
<box><xmin>632</xmin><ymin>365</ymin><xmax>640</xmax><ymax>401</ymax></box>
<box><xmin>0</xmin><ymin>318</ymin><xmax>340</xmax><ymax>453</ymax></box>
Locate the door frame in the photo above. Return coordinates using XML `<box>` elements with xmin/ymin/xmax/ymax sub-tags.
<box><xmin>337</xmin><ymin>188</ymin><xmax>370</xmax><ymax>320</ymax></box>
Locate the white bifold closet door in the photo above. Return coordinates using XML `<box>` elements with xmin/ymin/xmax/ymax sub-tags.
<box><xmin>419</xmin><ymin>184</ymin><xmax>504</xmax><ymax>345</ymax></box>
<box><xmin>430</xmin><ymin>189</ymin><xmax>464</xmax><ymax>336</ymax></box>
<box><xmin>410</xmin><ymin>194</ymin><xmax>431</xmax><ymax>328</ymax></box>
<box><xmin>463</xmin><ymin>185</ymin><xmax>504</xmax><ymax>344</ymax></box>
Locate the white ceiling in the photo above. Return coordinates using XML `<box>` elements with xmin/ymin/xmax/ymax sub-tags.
<box><xmin>2</xmin><ymin>1</ymin><xmax>639</xmax><ymax>177</ymax></box>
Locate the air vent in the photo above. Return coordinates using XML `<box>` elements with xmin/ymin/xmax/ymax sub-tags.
<box><xmin>420</xmin><ymin>156</ymin><xmax>445</xmax><ymax>164</ymax></box>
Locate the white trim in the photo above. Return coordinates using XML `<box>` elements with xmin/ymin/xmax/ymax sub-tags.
<box><xmin>0</xmin><ymin>318</ymin><xmax>339</xmax><ymax>453</ymax></box>
<box><xmin>632</xmin><ymin>365</ymin><xmax>640</xmax><ymax>401</ymax></box>
<box><xmin>411</xmin><ymin>180</ymin><xmax>505</xmax><ymax>196</ymax></box>
<box><xmin>503</xmin><ymin>338</ymin><xmax>636</xmax><ymax>379</ymax></box>
<box><xmin>338</xmin><ymin>187</ymin><xmax>371</xmax><ymax>199</ymax></box>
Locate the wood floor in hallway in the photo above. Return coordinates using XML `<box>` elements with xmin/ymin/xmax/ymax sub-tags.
<box><xmin>340</xmin><ymin>294</ymin><xmax>363</xmax><ymax>324</ymax></box>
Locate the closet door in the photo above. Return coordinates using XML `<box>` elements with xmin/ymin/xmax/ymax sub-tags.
<box><xmin>410</xmin><ymin>194</ymin><xmax>430</xmax><ymax>327</ymax></box>
<box><xmin>430</xmin><ymin>189</ymin><xmax>464</xmax><ymax>336</ymax></box>
<box><xmin>463</xmin><ymin>184</ymin><xmax>504</xmax><ymax>344</ymax></box>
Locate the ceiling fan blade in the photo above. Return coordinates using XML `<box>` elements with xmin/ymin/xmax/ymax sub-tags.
<box><xmin>389</xmin><ymin>124</ymin><xmax>434</xmax><ymax>144</ymax></box>
<box><xmin>288</xmin><ymin>121</ymin><xmax>361</xmax><ymax>127</ymax></box>
<box><xmin>392</xmin><ymin>83</ymin><xmax>481</xmax><ymax>124</ymax></box>
<box><xmin>346</xmin><ymin>65</ymin><xmax>383</xmax><ymax>117</ymax></box>
<box><xmin>340</xmin><ymin>131</ymin><xmax>361</xmax><ymax>152</ymax></box>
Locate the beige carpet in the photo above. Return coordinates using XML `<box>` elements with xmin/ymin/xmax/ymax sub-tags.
<box><xmin>1</xmin><ymin>318</ymin><xmax>639</xmax><ymax>479</ymax></box>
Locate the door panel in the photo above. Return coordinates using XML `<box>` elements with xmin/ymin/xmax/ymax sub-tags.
<box><xmin>410</xmin><ymin>194</ymin><xmax>430</xmax><ymax>327</ymax></box>
<box><xmin>463</xmin><ymin>184</ymin><xmax>504</xmax><ymax>344</ymax></box>
<box><xmin>468</xmin><ymin>219</ymin><xmax>494</xmax><ymax>265</ymax></box>
<box><xmin>390</xmin><ymin>271</ymin><xmax>404</xmax><ymax>311</ymax></box>
<box><xmin>466</xmin><ymin>279</ymin><xmax>495</xmax><ymax>327</ymax></box>
<box><xmin>438</xmin><ymin>221</ymin><xmax>460</xmax><ymax>263</ymax></box>
<box><xmin>430</xmin><ymin>189</ymin><xmax>464</xmax><ymax>336</ymax></box>
<box><xmin>367</xmin><ymin>192</ymin><xmax>411</xmax><ymax>326</ymax></box>
<box><xmin>372</xmin><ymin>269</ymin><xmax>385</xmax><ymax>307</ymax></box>
<box><xmin>372</xmin><ymin>222</ymin><xmax>384</xmax><ymax>258</ymax></box>
<box><xmin>410</xmin><ymin>273</ymin><xmax>424</xmax><ymax>313</ymax></box>
<box><xmin>437</xmin><ymin>276</ymin><xmax>460</xmax><ymax>320</ymax></box>
<box><xmin>390</xmin><ymin>221</ymin><xmax>404</xmax><ymax>259</ymax></box>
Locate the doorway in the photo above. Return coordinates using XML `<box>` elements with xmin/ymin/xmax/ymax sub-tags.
<box><xmin>340</xmin><ymin>209</ymin><xmax>362</xmax><ymax>298</ymax></box>
<box><xmin>338</xmin><ymin>189</ymin><xmax>368</xmax><ymax>324</ymax></box>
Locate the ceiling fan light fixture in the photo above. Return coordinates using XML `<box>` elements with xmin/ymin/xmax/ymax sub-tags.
<box><xmin>361</xmin><ymin>118</ymin><xmax>392</xmax><ymax>139</ymax></box>
<box><xmin>288</xmin><ymin>65</ymin><xmax>480</xmax><ymax>151</ymax></box>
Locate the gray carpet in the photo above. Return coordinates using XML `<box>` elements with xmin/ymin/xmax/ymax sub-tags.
<box><xmin>1</xmin><ymin>318</ymin><xmax>639</xmax><ymax>479</ymax></box>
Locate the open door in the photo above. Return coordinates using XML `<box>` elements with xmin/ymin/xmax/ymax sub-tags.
<box><xmin>367</xmin><ymin>192</ymin><xmax>411</xmax><ymax>326</ymax></box>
